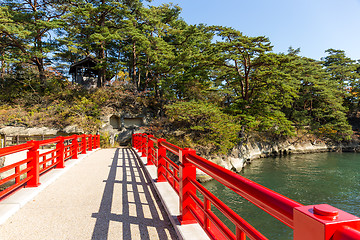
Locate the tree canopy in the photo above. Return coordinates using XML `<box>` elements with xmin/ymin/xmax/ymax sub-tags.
<box><xmin>1</xmin><ymin>0</ymin><xmax>359</xmax><ymax>153</ymax></box>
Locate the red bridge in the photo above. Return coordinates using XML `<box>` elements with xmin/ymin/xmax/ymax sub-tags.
<box><xmin>0</xmin><ymin>133</ymin><xmax>359</xmax><ymax>239</ymax></box>
<box><xmin>132</xmin><ymin>133</ymin><xmax>360</xmax><ymax>240</ymax></box>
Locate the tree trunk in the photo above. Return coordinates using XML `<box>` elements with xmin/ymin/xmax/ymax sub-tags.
<box><xmin>0</xmin><ymin>60</ymin><xmax>4</xmax><ymax>80</ymax></box>
<box><xmin>34</xmin><ymin>57</ymin><xmax>46</xmax><ymax>86</ymax></box>
<box><xmin>97</xmin><ymin>0</ymin><xmax>107</xmax><ymax>87</ymax></box>
<box><xmin>98</xmin><ymin>45</ymin><xmax>106</xmax><ymax>87</ymax></box>
<box><xmin>144</xmin><ymin>56</ymin><xmax>150</xmax><ymax>90</ymax></box>
<box><xmin>132</xmin><ymin>41</ymin><xmax>138</xmax><ymax>90</ymax></box>
<box><xmin>0</xmin><ymin>50</ymin><xmax>4</xmax><ymax>79</ymax></box>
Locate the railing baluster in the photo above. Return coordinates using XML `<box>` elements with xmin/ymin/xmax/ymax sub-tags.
<box><xmin>72</xmin><ymin>136</ymin><xmax>78</xmax><ymax>159</ymax></box>
<box><xmin>141</xmin><ymin>133</ymin><xmax>147</xmax><ymax>157</ymax></box>
<box><xmin>42</xmin><ymin>155</ymin><xmax>46</xmax><ymax>169</ymax></box>
<box><xmin>157</xmin><ymin>138</ymin><xmax>166</xmax><ymax>182</ymax></box>
<box><xmin>26</xmin><ymin>141</ymin><xmax>40</xmax><ymax>187</ymax></box>
<box><xmin>56</xmin><ymin>137</ymin><xmax>65</xmax><ymax>169</ymax></box>
<box><xmin>88</xmin><ymin>134</ymin><xmax>92</xmax><ymax>151</ymax></box>
<box><xmin>204</xmin><ymin>197</ymin><xmax>211</xmax><ymax>232</ymax></box>
<box><xmin>236</xmin><ymin>227</ymin><xmax>246</xmax><ymax>240</ymax></box>
<box><xmin>15</xmin><ymin>166</ymin><xmax>20</xmax><ymax>184</ymax></box>
<box><xmin>82</xmin><ymin>135</ymin><xmax>87</xmax><ymax>154</ymax></box>
<box><xmin>147</xmin><ymin>135</ymin><xmax>154</xmax><ymax>165</ymax></box>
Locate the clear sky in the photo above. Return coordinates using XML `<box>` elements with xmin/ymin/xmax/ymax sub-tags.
<box><xmin>150</xmin><ymin>0</ymin><xmax>360</xmax><ymax>61</ymax></box>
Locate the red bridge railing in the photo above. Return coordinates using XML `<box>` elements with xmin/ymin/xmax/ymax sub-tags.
<box><xmin>133</xmin><ymin>133</ymin><xmax>360</xmax><ymax>240</ymax></box>
<box><xmin>0</xmin><ymin>134</ymin><xmax>100</xmax><ymax>200</ymax></box>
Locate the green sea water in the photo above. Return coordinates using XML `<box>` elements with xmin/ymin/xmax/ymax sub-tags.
<box><xmin>201</xmin><ymin>152</ymin><xmax>360</xmax><ymax>239</ymax></box>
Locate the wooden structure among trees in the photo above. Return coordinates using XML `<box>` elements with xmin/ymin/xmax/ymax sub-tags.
<box><xmin>69</xmin><ymin>57</ymin><xmax>101</xmax><ymax>89</ymax></box>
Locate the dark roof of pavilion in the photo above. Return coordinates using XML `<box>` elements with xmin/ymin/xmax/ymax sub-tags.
<box><xmin>69</xmin><ymin>57</ymin><xmax>98</xmax><ymax>74</ymax></box>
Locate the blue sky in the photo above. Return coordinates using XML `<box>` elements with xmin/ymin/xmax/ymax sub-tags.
<box><xmin>150</xmin><ymin>0</ymin><xmax>360</xmax><ymax>61</ymax></box>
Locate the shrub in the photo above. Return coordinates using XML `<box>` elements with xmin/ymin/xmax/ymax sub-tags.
<box><xmin>157</xmin><ymin>101</ymin><xmax>241</xmax><ymax>155</ymax></box>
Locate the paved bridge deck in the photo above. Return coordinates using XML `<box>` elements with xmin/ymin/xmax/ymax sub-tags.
<box><xmin>0</xmin><ymin>148</ymin><xmax>178</xmax><ymax>240</ymax></box>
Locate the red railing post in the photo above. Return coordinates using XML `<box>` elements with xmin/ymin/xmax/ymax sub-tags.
<box><xmin>26</xmin><ymin>141</ymin><xmax>40</xmax><ymax>187</ymax></box>
<box><xmin>88</xmin><ymin>134</ymin><xmax>92</xmax><ymax>151</ymax></box>
<box><xmin>56</xmin><ymin>137</ymin><xmax>65</xmax><ymax>168</ymax></box>
<box><xmin>136</xmin><ymin>134</ymin><xmax>140</xmax><ymax>150</ymax></box>
<box><xmin>92</xmin><ymin>135</ymin><xmax>96</xmax><ymax>149</ymax></box>
<box><xmin>178</xmin><ymin>148</ymin><xmax>197</xmax><ymax>224</ymax></box>
<box><xmin>139</xmin><ymin>134</ymin><xmax>143</xmax><ymax>154</ymax></box>
<box><xmin>294</xmin><ymin>204</ymin><xmax>360</xmax><ymax>240</ymax></box>
<box><xmin>131</xmin><ymin>134</ymin><xmax>136</xmax><ymax>149</ymax></box>
<box><xmin>157</xmin><ymin>139</ymin><xmax>166</xmax><ymax>182</ymax></box>
<box><xmin>82</xmin><ymin>134</ymin><xmax>87</xmax><ymax>154</ymax></box>
<box><xmin>72</xmin><ymin>136</ymin><xmax>78</xmax><ymax>159</ymax></box>
<box><xmin>147</xmin><ymin>135</ymin><xmax>154</xmax><ymax>165</ymax></box>
<box><xmin>141</xmin><ymin>133</ymin><xmax>147</xmax><ymax>157</ymax></box>
<box><xmin>137</xmin><ymin>134</ymin><xmax>141</xmax><ymax>150</ymax></box>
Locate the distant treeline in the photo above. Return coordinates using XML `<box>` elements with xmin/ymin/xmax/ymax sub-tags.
<box><xmin>1</xmin><ymin>0</ymin><xmax>360</xmax><ymax>153</ymax></box>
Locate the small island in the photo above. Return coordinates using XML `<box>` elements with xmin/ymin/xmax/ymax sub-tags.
<box><xmin>0</xmin><ymin>0</ymin><xmax>359</xmax><ymax>163</ymax></box>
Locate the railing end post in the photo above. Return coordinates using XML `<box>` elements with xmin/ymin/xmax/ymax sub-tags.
<box><xmin>294</xmin><ymin>204</ymin><xmax>360</xmax><ymax>240</ymax></box>
<box><xmin>178</xmin><ymin>147</ymin><xmax>197</xmax><ymax>225</ymax></box>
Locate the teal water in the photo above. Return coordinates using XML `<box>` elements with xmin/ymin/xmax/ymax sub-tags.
<box><xmin>201</xmin><ymin>152</ymin><xmax>360</xmax><ymax>239</ymax></box>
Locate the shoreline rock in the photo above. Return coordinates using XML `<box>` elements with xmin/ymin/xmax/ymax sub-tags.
<box><xmin>196</xmin><ymin>138</ymin><xmax>360</xmax><ymax>182</ymax></box>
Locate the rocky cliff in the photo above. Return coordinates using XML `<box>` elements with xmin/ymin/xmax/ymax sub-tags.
<box><xmin>196</xmin><ymin>137</ymin><xmax>360</xmax><ymax>182</ymax></box>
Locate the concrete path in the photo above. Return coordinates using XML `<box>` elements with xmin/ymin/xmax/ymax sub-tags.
<box><xmin>0</xmin><ymin>148</ymin><xmax>178</xmax><ymax>240</ymax></box>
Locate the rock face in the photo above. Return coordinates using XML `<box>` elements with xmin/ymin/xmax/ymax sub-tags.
<box><xmin>99</xmin><ymin>113</ymin><xmax>147</xmax><ymax>145</ymax></box>
<box><xmin>196</xmin><ymin>138</ymin><xmax>360</xmax><ymax>182</ymax></box>
<box><xmin>0</xmin><ymin>126</ymin><xmax>58</xmax><ymax>136</ymax></box>
<box><xmin>0</xmin><ymin>112</ymin><xmax>147</xmax><ymax>147</ymax></box>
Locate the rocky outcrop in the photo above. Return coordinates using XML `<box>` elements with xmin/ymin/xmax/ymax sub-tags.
<box><xmin>0</xmin><ymin>126</ymin><xmax>58</xmax><ymax>136</ymax></box>
<box><xmin>196</xmin><ymin>137</ymin><xmax>360</xmax><ymax>182</ymax></box>
<box><xmin>0</xmin><ymin>112</ymin><xmax>148</xmax><ymax>147</ymax></box>
<box><xmin>99</xmin><ymin>113</ymin><xmax>147</xmax><ymax>145</ymax></box>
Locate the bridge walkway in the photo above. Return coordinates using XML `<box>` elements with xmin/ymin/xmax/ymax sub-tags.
<box><xmin>0</xmin><ymin>148</ymin><xmax>178</xmax><ymax>240</ymax></box>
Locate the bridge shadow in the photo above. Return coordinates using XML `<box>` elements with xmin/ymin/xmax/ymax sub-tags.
<box><xmin>91</xmin><ymin>148</ymin><xmax>177</xmax><ymax>240</ymax></box>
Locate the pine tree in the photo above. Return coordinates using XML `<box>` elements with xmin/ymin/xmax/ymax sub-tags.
<box><xmin>0</xmin><ymin>0</ymin><xmax>65</xmax><ymax>86</ymax></box>
<box><xmin>322</xmin><ymin>49</ymin><xmax>360</xmax><ymax>112</ymax></box>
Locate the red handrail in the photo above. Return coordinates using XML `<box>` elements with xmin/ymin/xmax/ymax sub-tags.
<box><xmin>0</xmin><ymin>143</ymin><xmax>33</xmax><ymax>157</ymax></box>
<box><xmin>333</xmin><ymin>226</ymin><xmax>360</xmax><ymax>240</ymax></box>
<box><xmin>38</xmin><ymin>138</ymin><xmax>61</xmax><ymax>147</ymax></box>
<box><xmin>187</xmin><ymin>152</ymin><xmax>301</xmax><ymax>228</ymax></box>
<box><xmin>189</xmin><ymin>179</ymin><xmax>267</xmax><ymax>240</ymax></box>
<box><xmin>133</xmin><ymin>133</ymin><xmax>360</xmax><ymax>240</ymax></box>
<box><xmin>160</xmin><ymin>141</ymin><xmax>182</xmax><ymax>156</ymax></box>
<box><xmin>0</xmin><ymin>134</ymin><xmax>100</xmax><ymax>200</ymax></box>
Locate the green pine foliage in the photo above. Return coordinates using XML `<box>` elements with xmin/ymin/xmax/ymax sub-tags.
<box><xmin>1</xmin><ymin>1</ymin><xmax>359</xmax><ymax>154</ymax></box>
<box><xmin>162</xmin><ymin>101</ymin><xmax>241</xmax><ymax>155</ymax></box>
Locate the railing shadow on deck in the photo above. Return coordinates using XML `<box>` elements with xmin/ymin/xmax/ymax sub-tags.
<box><xmin>91</xmin><ymin>148</ymin><xmax>177</xmax><ymax>240</ymax></box>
